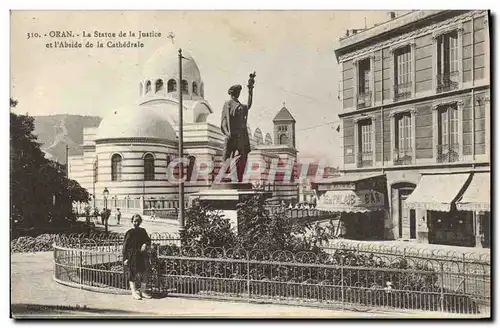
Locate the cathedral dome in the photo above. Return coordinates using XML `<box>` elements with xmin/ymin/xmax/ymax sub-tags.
<box><xmin>139</xmin><ymin>44</ymin><xmax>205</xmax><ymax>100</ymax></box>
<box><xmin>142</xmin><ymin>45</ymin><xmax>201</xmax><ymax>82</ymax></box>
<box><xmin>95</xmin><ymin>105</ymin><xmax>177</xmax><ymax>142</ymax></box>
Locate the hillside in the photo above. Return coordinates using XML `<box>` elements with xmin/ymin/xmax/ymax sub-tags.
<box><xmin>32</xmin><ymin>114</ymin><xmax>102</xmax><ymax>164</ymax></box>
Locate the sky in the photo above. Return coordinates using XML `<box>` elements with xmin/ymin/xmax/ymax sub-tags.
<box><xmin>10</xmin><ymin>10</ymin><xmax>407</xmax><ymax>168</ymax></box>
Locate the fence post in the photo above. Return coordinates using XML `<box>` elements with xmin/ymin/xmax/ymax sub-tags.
<box><xmin>462</xmin><ymin>253</ymin><xmax>467</xmax><ymax>295</ymax></box>
<box><xmin>440</xmin><ymin>262</ymin><xmax>445</xmax><ymax>312</ymax></box>
<box><xmin>79</xmin><ymin>250</ymin><xmax>83</xmax><ymax>288</ymax></box>
<box><xmin>246</xmin><ymin>252</ymin><xmax>251</xmax><ymax>301</ymax></box>
<box><xmin>341</xmin><ymin>255</ymin><xmax>345</xmax><ymax>306</ymax></box>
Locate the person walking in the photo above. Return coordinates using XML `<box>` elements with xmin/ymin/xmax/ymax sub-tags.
<box><xmin>116</xmin><ymin>208</ymin><xmax>121</xmax><ymax>225</ymax></box>
<box><xmin>150</xmin><ymin>206</ymin><xmax>157</xmax><ymax>221</ymax></box>
<box><xmin>122</xmin><ymin>214</ymin><xmax>152</xmax><ymax>300</ymax></box>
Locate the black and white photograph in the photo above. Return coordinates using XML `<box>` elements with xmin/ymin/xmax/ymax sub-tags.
<box><xmin>8</xmin><ymin>8</ymin><xmax>491</xmax><ymax>319</ymax></box>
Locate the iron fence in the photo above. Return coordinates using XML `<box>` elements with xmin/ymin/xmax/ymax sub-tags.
<box><xmin>52</xmin><ymin>236</ymin><xmax>490</xmax><ymax>316</ymax></box>
<box><xmin>436</xmin><ymin>72</ymin><xmax>459</xmax><ymax>93</ymax></box>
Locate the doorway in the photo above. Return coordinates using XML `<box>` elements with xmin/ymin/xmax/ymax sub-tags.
<box><xmin>397</xmin><ymin>186</ymin><xmax>416</xmax><ymax>240</ymax></box>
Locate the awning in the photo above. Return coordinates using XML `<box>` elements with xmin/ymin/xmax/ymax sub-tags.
<box><xmin>405</xmin><ymin>173</ymin><xmax>470</xmax><ymax>212</ymax></box>
<box><xmin>456</xmin><ymin>172</ymin><xmax>490</xmax><ymax>212</ymax></box>
<box><xmin>316</xmin><ymin>189</ymin><xmax>385</xmax><ymax>213</ymax></box>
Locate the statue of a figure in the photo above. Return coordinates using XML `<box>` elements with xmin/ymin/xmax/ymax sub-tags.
<box><xmin>221</xmin><ymin>72</ymin><xmax>256</xmax><ymax>182</ymax></box>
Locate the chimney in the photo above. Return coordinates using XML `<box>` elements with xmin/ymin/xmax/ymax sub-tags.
<box><xmin>388</xmin><ymin>11</ymin><xmax>396</xmax><ymax>20</ymax></box>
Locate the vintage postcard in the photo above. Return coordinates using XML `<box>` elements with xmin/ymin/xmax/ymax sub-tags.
<box><xmin>10</xmin><ymin>9</ymin><xmax>491</xmax><ymax>319</ymax></box>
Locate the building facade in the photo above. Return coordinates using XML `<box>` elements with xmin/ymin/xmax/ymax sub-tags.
<box><xmin>68</xmin><ymin>45</ymin><xmax>299</xmax><ymax>217</ymax></box>
<box><xmin>328</xmin><ymin>10</ymin><xmax>490</xmax><ymax>247</ymax></box>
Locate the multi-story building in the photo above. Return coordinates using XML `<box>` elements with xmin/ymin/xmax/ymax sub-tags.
<box><xmin>317</xmin><ymin>10</ymin><xmax>490</xmax><ymax>247</ymax></box>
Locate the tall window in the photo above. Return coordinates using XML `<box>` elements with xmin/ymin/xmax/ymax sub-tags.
<box><xmin>187</xmin><ymin>156</ymin><xmax>196</xmax><ymax>182</ymax></box>
<box><xmin>145</xmin><ymin>80</ymin><xmax>152</xmax><ymax>93</ymax></box>
<box><xmin>155</xmin><ymin>79</ymin><xmax>164</xmax><ymax>93</ymax></box>
<box><xmin>144</xmin><ymin>153</ymin><xmax>155</xmax><ymax>181</ymax></box>
<box><xmin>357</xmin><ymin>59</ymin><xmax>371</xmax><ymax>109</ymax></box>
<box><xmin>111</xmin><ymin>154</ymin><xmax>122</xmax><ymax>181</ymax></box>
<box><xmin>437</xmin><ymin>31</ymin><xmax>459</xmax><ymax>92</ymax></box>
<box><xmin>279</xmin><ymin>134</ymin><xmax>289</xmax><ymax>145</ymax></box>
<box><xmin>358</xmin><ymin>120</ymin><xmax>373</xmax><ymax>167</ymax></box>
<box><xmin>181</xmin><ymin>80</ymin><xmax>189</xmax><ymax>93</ymax></box>
<box><xmin>394</xmin><ymin>46</ymin><xmax>412</xmax><ymax>100</ymax></box>
<box><xmin>93</xmin><ymin>159</ymin><xmax>98</xmax><ymax>183</ymax></box>
<box><xmin>395</xmin><ymin>112</ymin><xmax>412</xmax><ymax>164</ymax></box>
<box><xmin>167</xmin><ymin>79</ymin><xmax>176</xmax><ymax>92</ymax></box>
<box><xmin>192</xmin><ymin>82</ymin><xmax>198</xmax><ymax>95</ymax></box>
<box><xmin>437</xmin><ymin>104</ymin><xmax>459</xmax><ymax>162</ymax></box>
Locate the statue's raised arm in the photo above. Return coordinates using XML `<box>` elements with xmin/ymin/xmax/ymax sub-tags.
<box><xmin>247</xmin><ymin>71</ymin><xmax>256</xmax><ymax>110</ymax></box>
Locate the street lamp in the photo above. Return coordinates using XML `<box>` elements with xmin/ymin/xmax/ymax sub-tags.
<box><xmin>103</xmin><ymin>187</ymin><xmax>110</xmax><ymax>209</ymax></box>
<box><xmin>103</xmin><ymin>187</ymin><xmax>109</xmax><ymax>233</ymax></box>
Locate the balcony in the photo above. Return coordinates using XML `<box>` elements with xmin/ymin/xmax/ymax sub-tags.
<box><xmin>393</xmin><ymin>148</ymin><xmax>413</xmax><ymax>165</ymax></box>
<box><xmin>394</xmin><ymin>82</ymin><xmax>412</xmax><ymax>101</ymax></box>
<box><xmin>357</xmin><ymin>151</ymin><xmax>373</xmax><ymax>168</ymax></box>
<box><xmin>436</xmin><ymin>72</ymin><xmax>459</xmax><ymax>93</ymax></box>
<box><xmin>357</xmin><ymin>91</ymin><xmax>372</xmax><ymax>109</ymax></box>
<box><xmin>436</xmin><ymin>143</ymin><xmax>460</xmax><ymax>163</ymax></box>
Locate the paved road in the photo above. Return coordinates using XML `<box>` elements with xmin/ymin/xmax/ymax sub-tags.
<box><xmin>84</xmin><ymin>217</ymin><xmax>180</xmax><ymax>235</ymax></box>
<box><xmin>11</xmin><ymin>252</ymin><xmax>483</xmax><ymax>318</ymax></box>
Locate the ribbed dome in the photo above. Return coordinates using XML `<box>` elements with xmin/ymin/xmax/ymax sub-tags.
<box><xmin>141</xmin><ymin>44</ymin><xmax>201</xmax><ymax>82</ymax></box>
<box><xmin>95</xmin><ymin>105</ymin><xmax>177</xmax><ymax>142</ymax></box>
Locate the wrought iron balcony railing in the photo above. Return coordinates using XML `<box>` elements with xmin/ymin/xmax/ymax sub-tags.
<box><xmin>357</xmin><ymin>91</ymin><xmax>372</xmax><ymax>109</ymax></box>
<box><xmin>436</xmin><ymin>143</ymin><xmax>460</xmax><ymax>163</ymax></box>
<box><xmin>394</xmin><ymin>82</ymin><xmax>412</xmax><ymax>101</ymax></box>
<box><xmin>436</xmin><ymin>71</ymin><xmax>459</xmax><ymax>93</ymax></box>
<box><xmin>357</xmin><ymin>151</ymin><xmax>373</xmax><ymax>168</ymax></box>
<box><xmin>393</xmin><ymin>148</ymin><xmax>413</xmax><ymax>165</ymax></box>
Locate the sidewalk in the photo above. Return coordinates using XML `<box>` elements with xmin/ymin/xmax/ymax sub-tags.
<box><xmin>11</xmin><ymin>252</ymin><xmax>486</xmax><ymax>318</ymax></box>
<box><xmin>326</xmin><ymin>238</ymin><xmax>490</xmax><ymax>256</ymax></box>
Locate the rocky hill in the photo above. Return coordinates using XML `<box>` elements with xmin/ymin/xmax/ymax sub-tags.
<box><xmin>32</xmin><ymin>114</ymin><xmax>102</xmax><ymax>164</ymax></box>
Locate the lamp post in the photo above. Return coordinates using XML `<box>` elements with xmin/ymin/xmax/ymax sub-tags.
<box><xmin>103</xmin><ymin>187</ymin><xmax>109</xmax><ymax>233</ymax></box>
<box><xmin>178</xmin><ymin>48</ymin><xmax>185</xmax><ymax>237</ymax></box>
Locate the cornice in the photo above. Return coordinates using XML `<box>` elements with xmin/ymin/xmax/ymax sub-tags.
<box><xmin>339</xmin><ymin>10</ymin><xmax>485</xmax><ymax>63</ymax></box>
<box><xmin>389</xmin><ymin>108</ymin><xmax>416</xmax><ymax>118</ymax></box>
<box><xmin>431</xmin><ymin>99</ymin><xmax>464</xmax><ymax>110</ymax></box>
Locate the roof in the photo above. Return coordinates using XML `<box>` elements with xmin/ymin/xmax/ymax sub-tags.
<box><xmin>95</xmin><ymin>105</ymin><xmax>177</xmax><ymax>142</ymax></box>
<box><xmin>273</xmin><ymin>106</ymin><xmax>296</xmax><ymax>123</ymax></box>
<box><xmin>334</xmin><ymin>10</ymin><xmax>468</xmax><ymax>61</ymax></box>
<box><xmin>323</xmin><ymin>172</ymin><xmax>385</xmax><ymax>184</ymax></box>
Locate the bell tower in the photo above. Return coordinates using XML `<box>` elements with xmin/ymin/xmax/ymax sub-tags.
<box><xmin>273</xmin><ymin>102</ymin><xmax>296</xmax><ymax>148</ymax></box>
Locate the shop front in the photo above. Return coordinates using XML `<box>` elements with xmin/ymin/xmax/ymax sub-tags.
<box><xmin>456</xmin><ymin>172</ymin><xmax>491</xmax><ymax>248</ymax></box>
<box><xmin>313</xmin><ymin>173</ymin><xmax>388</xmax><ymax>240</ymax></box>
<box><xmin>405</xmin><ymin>172</ymin><xmax>474</xmax><ymax>247</ymax></box>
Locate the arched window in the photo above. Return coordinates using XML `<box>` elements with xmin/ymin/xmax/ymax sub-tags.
<box><xmin>93</xmin><ymin>159</ymin><xmax>98</xmax><ymax>182</ymax></box>
<box><xmin>144</xmin><ymin>153</ymin><xmax>155</xmax><ymax>181</ymax></box>
<box><xmin>181</xmin><ymin>80</ymin><xmax>189</xmax><ymax>93</ymax></box>
<box><xmin>210</xmin><ymin>155</ymin><xmax>216</xmax><ymax>182</ymax></box>
<box><xmin>279</xmin><ymin>134</ymin><xmax>288</xmax><ymax>145</ymax></box>
<box><xmin>139</xmin><ymin>82</ymin><xmax>143</xmax><ymax>96</ymax></box>
<box><xmin>145</xmin><ymin>80</ymin><xmax>152</xmax><ymax>94</ymax></box>
<box><xmin>192</xmin><ymin>82</ymin><xmax>198</xmax><ymax>95</ymax></box>
<box><xmin>155</xmin><ymin>79</ymin><xmax>164</xmax><ymax>93</ymax></box>
<box><xmin>200</xmin><ymin>83</ymin><xmax>204</xmax><ymax>97</ymax></box>
<box><xmin>167</xmin><ymin>79</ymin><xmax>177</xmax><ymax>92</ymax></box>
<box><xmin>111</xmin><ymin>154</ymin><xmax>122</xmax><ymax>181</ymax></box>
<box><xmin>187</xmin><ymin>155</ymin><xmax>196</xmax><ymax>182</ymax></box>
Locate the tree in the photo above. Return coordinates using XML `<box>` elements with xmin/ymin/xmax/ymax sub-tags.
<box><xmin>182</xmin><ymin>200</ymin><xmax>237</xmax><ymax>249</ymax></box>
<box><xmin>10</xmin><ymin>99</ymin><xmax>90</xmax><ymax>233</ymax></box>
<box><xmin>236</xmin><ymin>195</ymin><xmax>325</xmax><ymax>252</ymax></box>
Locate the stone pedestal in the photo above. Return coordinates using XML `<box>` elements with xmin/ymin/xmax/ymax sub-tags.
<box><xmin>190</xmin><ymin>182</ymin><xmax>272</xmax><ymax>233</ymax></box>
